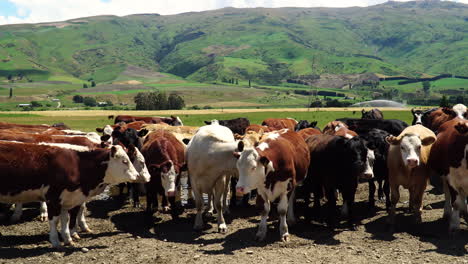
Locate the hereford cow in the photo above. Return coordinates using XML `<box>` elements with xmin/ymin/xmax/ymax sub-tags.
<box><xmin>295</xmin><ymin>120</ymin><xmax>319</xmax><ymax>131</ymax></box>
<box><xmin>140</xmin><ymin>123</ymin><xmax>199</xmax><ymax>145</ymax></box>
<box><xmin>336</xmin><ymin>118</ymin><xmax>408</xmax><ymax>136</ymax></box>
<box><xmin>428</xmin><ymin>118</ymin><xmax>468</xmax><ymax>232</ymax></box>
<box><xmin>114</xmin><ymin>115</ymin><xmax>183</xmax><ymax>126</ymax></box>
<box><xmin>302</xmin><ymin>135</ymin><xmax>374</xmax><ymax>229</ymax></box>
<box><xmin>386</xmin><ymin>125</ymin><xmax>436</xmax><ymax>228</ymax></box>
<box><xmin>0</xmin><ymin>142</ymin><xmax>140</xmax><ymax>247</ymax></box>
<box><xmin>297</xmin><ymin>128</ymin><xmax>322</xmax><ymax>140</ymax></box>
<box><xmin>96</xmin><ymin>121</ymin><xmax>148</xmax><ymax>136</ymax></box>
<box><xmin>0</xmin><ymin>132</ymin><xmax>104</xmax><ymax>149</ymax></box>
<box><xmin>186</xmin><ymin>123</ymin><xmax>239</xmax><ymax>233</ymax></box>
<box><xmin>361</xmin><ymin>108</ymin><xmax>384</xmax><ymax>119</ymax></box>
<box><xmin>204</xmin><ymin>118</ymin><xmax>250</xmax><ymax>135</ymax></box>
<box><xmin>245</xmin><ymin>124</ymin><xmax>272</xmax><ymax>134</ymax></box>
<box><xmin>426</xmin><ymin>104</ymin><xmax>466</xmax><ymax>133</ymax></box>
<box><xmin>323</xmin><ymin>121</ymin><xmax>357</xmax><ymax>139</ymax></box>
<box><xmin>235</xmin><ymin>129</ymin><xmax>310</xmax><ymax>241</ymax></box>
<box><xmin>262</xmin><ymin>118</ymin><xmax>297</xmax><ymax>131</ymax></box>
<box><xmin>141</xmin><ymin>130</ymin><xmax>186</xmax><ymax>219</ymax></box>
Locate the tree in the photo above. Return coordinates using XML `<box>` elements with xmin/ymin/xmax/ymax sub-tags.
<box><xmin>9</xmin><ymin>87</ymin><xmax>13</xmax><ymax>98</ymax></box>
<box><xmin>134</xmin><ymin>91</ymin><xmax>169</xmax><ymax>110</ymax></box>
<box><xmin>105</xmin><ymin>100</ymin><xmax>113</xmax><ymax>106</ymax></box>
<box><xmin>73</xmin><ymin>95</ymin><xmax>84</xmax><ymax>103</ymax></box>
<box><xmin>7</xmin><ymin>74</ymin><xmax>12</xmax><ymax>80</ymax></box>
<box><xmin>455</xmin><ymin>95</ymin><xmax>465</xmax><ymax>104</ymax></box>
<box><xmin>91</xmin><ymin>81</ymin><xmax>96</xmax><ymax>87</ymax></box>
<box><xmin>30</xmin><ymin>101</ymin><xmax>42</xmax><ymax>107</ymax></box>
<box><xmin>83</xmin><ymin>97</ymin><xmax>97</xmax><ymax>107</ymax></box>
<box><xmin>439</xmin><ymin>95</ymin><xmax>449</xmax><ymax>107</ymax></box>
<box><xmin>422</xmin><ymin>81</ymin><xmax>431</xmax><ymax>95</ymax></box>
<box><xmin>168</xmin><ymin>93</ymin><xmax>185</xmax><ymax>110</ymax></box>
<box><xmin>248</xmin><ymin>79</ymin><xmax>251</xmax><ymax>87</ymax></box>
<box><xmin>235</xmin><ymin>79</ymin><xmax>239</xmax><ymax>85</ymax></box>
<box><xmin>83</xmin><ymin>83</ymin><xmax>88</xmax><ymax>88</ymax></box>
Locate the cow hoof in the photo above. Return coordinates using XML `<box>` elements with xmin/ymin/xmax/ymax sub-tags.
<box><xmin>281</xmin><ymin>233</ymin><xmax>290</xmax><ymax>242</ymax></box>
<box><xmin>82</xmin><ymin>228</ymin><xmax>93</xmax><ymax>233</ymax></box>
<box><xmin>72</xmin><ymin>233</ymin><xmax>81</xmax><ymax>240</ymax></box>
<box><xmin>162</xmin><ymin>206</ymin><xmax>170</xmax><ymax>213</ymax></box>
<box><xmin>64</xmin><ymin>241</ymin><xmax>76</xmax><ymax>247</ymax></box>
<box><xmin>39</xmin><ymin>216</ymin><xmax>48</xmax><ymax>222</ymax></box>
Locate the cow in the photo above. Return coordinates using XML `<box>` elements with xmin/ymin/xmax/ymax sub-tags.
<box><xmin>359</xmin><ymin>129</ymin><xmax>391</xmax><ymax>209</ymax></box>
<box><xmin>0</xmin><ymin>142</ymin><xmax>140</xmax><ymax>247</ymax></box>
<box><xmin>410</xmin><ymin>108</ymin><xmax>439</xmax><ymax>126</ymax></box>
<box><xmin>428</xmin><ymin>118</ymin><xmax>468</xmax><ymax>233</ymax></box>
<box><xmin>295</xmin><ymin>120</ymin><xmax>319</xmax><ymax>131</ymax></box>
<box><xmin>186</xmin><ymin>123</ymin><xmax>239</xmax><ymax>233</ymax></box>
<box><xmin>204</xmin><ymin>118</ymin><xmax>250</xmax><ymax>135</ymax></box>
<box><xmin>0</xmin><ymin>132</ymin><xmax>105</xmax><ymax>149</ymax></box>
<box><xmin>297</xmin><ymin>128</ymin><xmax>322</xmax><ymax>140</ymax></box>
<box><xmin>302</xmin><ymin>135</ymin><xmax>374</xmax><ymax>229</ymax></box>
<box><xmin>361</xmin><ymin>108</ymin><xmax>384</xmax><ymax>119</ymax></box>
<box><xmin>245</xmin><ymin>124</ymin><xmax>272</xmax><ymax>134</ymax></box>
<box><xmin>262</xmin><ymin>118</ymin><xmax>297</xmax><ymax>131</ymax></box>
<box><xmin>235</xmin><ymin>129</ymin><xmax>310</xmax><ymax>241</ymax></box>
<box><xmin>336</xmin><ymin>118</ymin><xmax>408</xmax><ymax>136</ymax></box>
<box><xmin>108</xmin><ymin>115</ymin><xmax>114</xmax><ymax>120</ymax></box>
<box><xmin>115</xmin><ymin>115</ymin><xmax>183</xmax><ymax>126</ymax></box>
<box><xmin>96</xmin><ymin>121</ymin><xmax>147</xmax><ymax>136</ymax></box>
<box><xmin>139</xmin><ymin>124</ymin><xmax>199</xmax><ymax>145</ymax></box>
<box><xmin>141</xmin><ymin>130</ymin><xmax>186</xmax><ymax>219</ymax></box>
<box><xmin>323</xmin><ymin>121</ymin><xmax>357</xmax><ymax>139</ymax></box>
<box><xmin>426</xmin><ymin>104</ymin><xmax>466</xmax><ymax>133</ymax></box>
<box><xmin>386</xmin><ymin>125</ymin><xmax>436</xmax><ymax>229</ymax></box>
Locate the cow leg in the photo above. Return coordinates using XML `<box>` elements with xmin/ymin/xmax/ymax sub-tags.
<box><xmin>192</xmin><ymin>185</ymin><xmax>204</xmax><ymax>231</ymax></box>
<box><xmin>69</xmin><ymin>205</ymin><xmax>81</xmax><ymax>240</ymax></box>
<box><xmin>287</xmin><ymin>188</ymin><xmax>296</xmax><ymax>226</ymax></box>
<box><xmin>204</xmin><ymin>192</ymin><xmax>214</xmax><ymax>216</ymax></box>
<box><xmin>383</xmin><ymin>179</ymin><xmax>391</xmax><ymax>210</ymax></box>
<box><xmin>60</xmin><ymin>209</ymin><xmax>74</xmax><ymax>246</ymax></box>
<box><xmin>39</xmin><ymin>202</ymin><xmax>48</xmax><ymax>222</ymax></box>
<box><xmin>77</xmin><ymin>203</ymin><xmax>92</xmax><ymax>233</ymax></box>
<box><xmin>131</xmin><ymin>183</ymin><xmax>141</xmax><ymax>208</ymax></box>
<box><xmin>388</xmin><ymin>184</ymin><xmax>400</xmax><ymax>228</ymax></box>
<box><xmin>442</xmin><ymin>177</ymin><xmax>452</xmax><ymax>219</ymax></box>
<box><xmin>409</xmin><ymin>186</ymin><xmax>424</xmax><ymax>224</ymax></box>
<box><xmin>223</xmin><ymin>174</ymin><xmax>231</xmax><ymax>214</ymax></box>
<box><xmin>324</xmin><ymin>187</ymin><xmax>337</xmax><ymax>228</ymax></box>
<box><xmin>377</xmin><ymin>178</ymin><xmax>384</xmax><ymax>201</ymax></box>
<box><xmin>341</xmin><ymin>187</ymin><xmax>357</xmax><ymax>230</ymax></box>
<box><xmin>368</xmin><ymin>180</ymin><xmax>376</xmax><ymax>209</ymax></box>
<box><xmin>449</xmin><ymin>190</ymin><xmax>465</xmax><ymax>233</ymax></box>
<box><xmin>49</xmin><ymin>215</ymin><xmax>61</xmax><ymax>248</ymax></box>
<box><xmin>256</xmin><ymin>195</ymin><xmax>270</xmax><ymax>241</ymax></box>
<box><xmin>161</xmin><ymin>194</ymin><xmax>170</xmax><ymax>212</ymax></box>
<box><xmin>278</xmin><ymin>192</ymin><xmax>290</xmax><ymax>242</ymax></box>
<box><xmin>214</xmin><ymin>176</ymin><xmax>228</xmax><ymax>233</ymax></box>
<box><xmin>10</xmin><ymin>203</ymin><xmax>22</xmax><ymax>223</ymax></box>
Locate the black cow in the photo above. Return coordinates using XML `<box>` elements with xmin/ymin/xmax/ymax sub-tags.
<box><xmin>361</xmin><ymin>109</ymin><xmax>384</xmax><ymax>120</ymax></box>
<box><xmin>295</xmin><ymin>120</ymin><xmax>320</xmax><ymax>132</ymax></box>
<box><xmin>302</xmin><ymin>135</ymin><xmax>374</xmax><ymax>229</ymax></box>
<box><xmin>204</xmin><ymin>118</ymin><xmax>250</xmax><ymax>135</ymax></box>
<box><xmin>336</xmin><ymin>118</ymin><xmax>408</xmax><ymax>136</ymax></box>
<box><xmin>411</xmin><ymin>108</ymin><xmax>438</xmax><ymax>127</ymax></box>
<box><xmin>359</xmin><ymin>129</ymin><xmax>391</xmax><ymax>209</ymax></box>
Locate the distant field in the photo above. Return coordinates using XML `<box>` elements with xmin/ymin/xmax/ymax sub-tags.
<box><xmin>380</xmin><ymin>78</ymin><xmax>468</xmax><ymax>93</ymax></box>
<box><xmin>0</xmin><ymin>109</ymin><xmax>412</xmax><ymax>132</ymax></box>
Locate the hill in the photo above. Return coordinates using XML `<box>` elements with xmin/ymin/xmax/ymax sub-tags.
<box><xmin>0</xmin><ymin>0</ymin><xmax>467</xmax><ymax>85</ymax></box>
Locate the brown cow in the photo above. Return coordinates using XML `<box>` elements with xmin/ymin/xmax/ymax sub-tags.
<box><xmin>426</xmin><ymin>104</ymin><xmax>466</xmax><ymax>133</ymax></box>
<box><xmin>0</xmin><ymin>142</ymin><xmax>139</xmax><ymax>247</ymax></box>
<box><xmin>386</xmin><ymin>125</ymin><xmax>436</xmax><ymax>228</ymax></box>
<box><xmin>323</xmin><ymin>121</ymin><xmax>357</xmax><ymax>138</ymax></box>
<box><xmin>140</xmin><ymin>123</ymin><xmax>199</xmax><ymax>145</ymax></box>
<box><xmin>235</xmin><ymin>129</ymin><xmax>310</xmax><ymax>241</ymax></box>
<box><xmin>114</xmin><ymin>115</ymin><xmax>183</xmax><ymax>126</ymax></box>
<box><xmin>142</xmin><ymin>130</ymin><xmax>186</xmax><ymax>219</ymax></box>
<box><xmin>261</xmin><ymin>118</ymin><xmax>297</xmax><ymax>131</ymax></box>
<box><xmin>297</xmin><ymin>128</ymin><xmax>321</xmax><ymax>139</ymax></box>
<box><xmin>361</xmin><ymin>108</ymin><xmax>384</xmax><ymax>119</ymax></box>
<box><xmin>96</xmin><ymin>121</ymin><xmax>147</xmax><ymax>136</ymax></box>
<box><xmin>245</xmin><ymin>124</ymin><xmax>272</xmax><ymax>134</ymax></box>
<box><xmin>428</xmin><ymin>118</ymin><xmax>468</xmax><ymax>232</ymax></box>
<box><xmin>0</xmin><ymin>132</ymin><xmax>103</xmax><ymax>149</ymax></box>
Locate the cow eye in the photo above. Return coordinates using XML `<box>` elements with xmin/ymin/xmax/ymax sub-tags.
<box><xmin>122</xmin><ymin>160</ymin><xmax>129</xmax><ymax>165</ymax></box>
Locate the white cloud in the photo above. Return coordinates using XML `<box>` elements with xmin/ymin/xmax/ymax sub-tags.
<box><xmin>0</xmin><ymin>0</ymin><xmax>467</xmax><ymax>25</ymax></box>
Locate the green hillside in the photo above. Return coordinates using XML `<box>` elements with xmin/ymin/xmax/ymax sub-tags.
<box><xmin>0</xmin><ymin>0</ymin><xmax>467</xmax><ymax>86</ymax></box>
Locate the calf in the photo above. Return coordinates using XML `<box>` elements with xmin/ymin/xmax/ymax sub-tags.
<box><xmin>235</xmin><ymin>129</ymin><xmax>310</xmax><ymax>241</ymax></box>
<box><xmin>361</xmin><ymin>108</ymin><xmax>384</xmax><ymax>119</ymax></box>
<box><xmin>0</xmin><ymin>142</ymin><xmax>139</xmax><ymax>247</ymax></box>
<box><xmin>428</xmin><ymin>118</ymin><xmax>468</xmax><ymax>233</ymax></box>
<box><xmin>142</xmin><ymin>130</ymin><xmax>186</xmax><ymax>219</ymax></box>
<box><xmin>204</xmin><ymin>118</ymin><xmax>250</xmax><ymax>135</ymax></box>
<box><xmin>262</xmin><ymin>118</ymin><xmax>297</xmax><ymax>131</ymax></box>
<box><xmin>386</xmin><ymin>125</ymin><xmax>436</xmax><ymax>228</ymax></box>
<box><xmin>186</xmin><ymin>123</ymin><xmax>239</xmax><ymax>233</ymax></box>
<box><xmin>302</xmin><ymin>134</ymin><xmax>374</xmax><ymax>229</ymax></box>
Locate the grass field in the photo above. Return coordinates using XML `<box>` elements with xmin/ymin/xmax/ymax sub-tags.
<box><xmin>0</xmin><ymin>109</ymin><xmax>413</xmax><ymax>132</ymax></box>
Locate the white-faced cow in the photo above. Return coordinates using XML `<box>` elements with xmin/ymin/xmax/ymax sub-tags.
<box><xmin>0</xmin><ymin>142</ymin><xmax>140</xmax><ymax>247</ymax></box>
<box><xmin>186</xmin><ymin>123</ymin><xmax>239</xmax><ymax>233</ymax></box>
<box><xmin>235</xmin><ymin>129</ymin><xmax>310</xmax><ymax>241</ymax></box>
<box><xmin>386</xmin><ymin>125</ymin><xmax>436</xmax><ymax>228</ymax></box>
<box><xmin>428</xmin><ymin>118</ymin><xmax>468</xmax><ymax>233</ymax></box>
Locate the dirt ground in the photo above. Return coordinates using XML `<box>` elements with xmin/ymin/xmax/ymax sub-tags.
<box><xmin>0</xmin><ymin>184</ymin><xmax>466</xmax><ymax>264</ymax></box>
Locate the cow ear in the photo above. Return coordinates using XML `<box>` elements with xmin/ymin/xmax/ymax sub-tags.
<box><xmin>311</xmin><ymin>121</ymin><xmax>317</xmax><ymax>128</ymax></box>
<box><xmin>385</xmin><ymin>136</ymin><xmax>401</xmax><ymax>145</ymax></box>
<box><xmin>204</xmin><ymin>121</ymin><xmax>211</xmax><ymax>125</ymax></box>
<box><xmin>110</xmin><ymin>146</ymin><xmax>117</xmax><ymax>158</ymax></box>
<box><xmin>233</xmin><ymin>152</ymin><xmax>240</xmax><ymax>159</ymax></box>
<box><xmin>237</xmin><ymin>141</ymin><xmax>244</xmax><ymax>152</ymax></box>
<box><xmin>259</xmin><ymin>156</ymin><xmax>269</xmax><ymax>167</ymax></box>
<box><xmin>442</xmin><ymin>107</ymin><xmax>456</xmax><ymax>117</ymax></box>
<box><xmin>161</xmin><ymin>161</ymin><xmax>172</xmax><ymax>173</ymax></box>
<box><xmin>454</xmin><ymin>121</ymin><xmax>468</xmax><ymax>135</ymax></box>
<box><xmin>411</xmin><ymin>108</ymin><xmax>415</xmax><ymax>114</ymax></box>
<box><xmin>101</xmin><ymin>134</ymin><xmax>111</xmax><ymax>142</ymax></box>
<box><xmin>362</xmin><ymin>109</ymin><xmax>366</xmax><ymax>114</ymax></box>
<box><xmin>138</xmin><ymin>129</ymin><xmax>149</xmax><ymax>137</ymax></box>
<box><xmin>421</xmin><ymin>136</ymin><xmax>436</xmax><ymax>146</ymax></box>
<box><xmin>96</xmin><ymin>127</ymin><xmax>104</xmax><ymax>133</ymax></box>
<box><xmin>182</xmin><ymin>138</ymin><xmax>190</xmax><ymax>145</ymax></box>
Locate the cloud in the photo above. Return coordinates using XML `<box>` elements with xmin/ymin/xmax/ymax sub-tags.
<box><xmin>0</xmin><ymin>0</ymin><xmax>467</xmax><ymax>25</ymax></box>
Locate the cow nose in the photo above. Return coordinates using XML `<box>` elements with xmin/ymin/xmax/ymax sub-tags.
<box><xmin>416</xmin><ymin>121</ymin><xmax>422</xmax><ymax>125</ymax></box>
<box><xmin>167</xmin><ymin>191</ymin><xmax>176</xmax><ymax>197</ymax></box>
<box><xmin>363</xmin><ymin>173</ymin><xmax>373</xmax><ymax>179</ymax></box>
<box><xmin>407</xmin><ymin>158</ymin><xmax>418</xmax><ymax>168</ymax></box>
<box><xmin>236</xmin><ymin>187</ymin><xmax>245</xmax><ymax>197</ymax></box>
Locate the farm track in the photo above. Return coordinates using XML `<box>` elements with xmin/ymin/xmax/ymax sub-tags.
<box><xmin>0</xmin><ymin>184</ymin><xmax>466</xmax><ymax>263</ymax></box>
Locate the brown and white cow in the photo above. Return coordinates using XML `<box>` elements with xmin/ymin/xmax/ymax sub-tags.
<box><xmin>261</xmin><ymin>118</ymin><xmax>298</xmax><ymax>131</ymax></box>
<box><xmin>140</xmin><ymin>123</ymin><xmax>199</xmax><ymax>145</ymax></box>
<box><xmin>245</xmin><ymin>124</ymin><xmax>272</xmax><ymax>134</ymax></box>
<box><xmin>235</xmin><ymin>129</ymin><xmax>310</xmax><ymax>241</ymax></box>
<box><xmin>323</xmin><ymin>121</ymin><xmax>357</xmax><ymax>139</ymax></box>
<box><xmin>114</xmin><ymin>115</ymin><xmax>183</xmax><ymax>126</ymax></box>
<box><xmin>297</xmin><ymin>127</ymin><xmax>321</xmax><ymax>140</ymax></box>
<box><xmin>0</xmin><ymin>142</ymin><xmax>139</xmax><ymax>247</ymax></box>
<box><xmin>0</xmin><ymin>132</ymin><xmax>104</xmax><ymax>149</ymax></box>
<box><xmin>141</xmin><ymin>130</ymin><xmax>186</xmax><ymax>219</ymax></box>
<box><xmin>428</xmin><ymin>118</ymin><xmax>468</xmax><ymax>232</ymax></box>
<box><xmin>426</xmin><ymin>104</ymin><xmax>466</xmax><ymax>133</ymax></box>
<box><xmin>386</xmin><ymin>125</ymin><xmax>436</xmax><ymax>228</ymax></box>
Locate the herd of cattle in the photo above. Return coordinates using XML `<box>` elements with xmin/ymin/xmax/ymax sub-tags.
<box><xmin>0</xmin><ymin>105</ymin><xmax>467</xmax><ymax>247</ymax></box>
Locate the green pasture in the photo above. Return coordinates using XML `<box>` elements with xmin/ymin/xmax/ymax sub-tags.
<box><xmin>0</xmin><ymin>110</ymin><xmax>413</xmax><ymax>132</ymax></box>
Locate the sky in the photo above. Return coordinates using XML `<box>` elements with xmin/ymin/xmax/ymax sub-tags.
<box><xmin>0</xmin><ymin>0</ymin><xmax>467</xmax><ymax>25</ymax></box>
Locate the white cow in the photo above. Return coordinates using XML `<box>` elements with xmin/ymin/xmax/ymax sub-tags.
<box><xmin>185</xmin><ymin>123</ymin><xmax>239</xmax><ymax>233</ymax></box>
